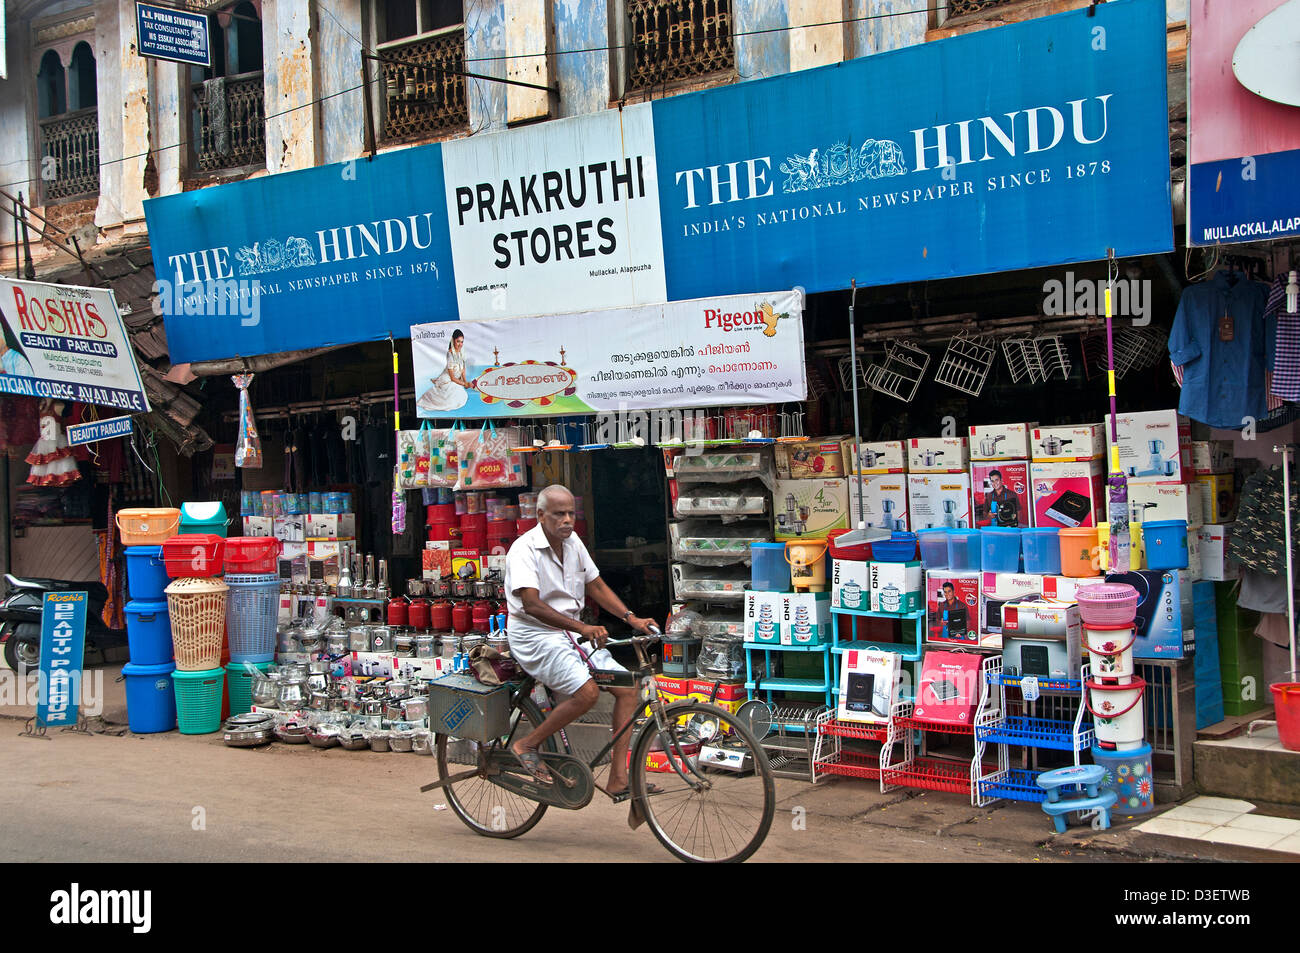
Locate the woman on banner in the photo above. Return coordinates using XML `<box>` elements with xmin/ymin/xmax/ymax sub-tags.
<box><xmin>0</xmin><ymin>323</ymin><xmax>35</xmax><ymax>378</ymax></box>
<box><xmin>418</xmin><ymin>329</ymin><xmax>474</xmax><ymax>413</ymax></box>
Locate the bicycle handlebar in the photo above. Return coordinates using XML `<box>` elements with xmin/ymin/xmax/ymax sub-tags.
<box><xmin>597</xmin><ymin>625</ymin><xmax>661</xmax><ymax>649</ymax></box>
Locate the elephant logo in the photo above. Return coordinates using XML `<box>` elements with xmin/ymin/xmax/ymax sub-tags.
<box><xmin>779</xmin><ymin>139</ymin><xmax>908</xmax><ymax>193</ymax></box>
<box><xmin>234</xmin><ymin>235</ymin><xmax>318</xmax><ymax>274</ymax></box>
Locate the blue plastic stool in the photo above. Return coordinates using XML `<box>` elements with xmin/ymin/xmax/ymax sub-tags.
<box><xmin>1036</xmin><ymin>764</ymin><xmax>1117</xmax><ymax>834</ymax></box>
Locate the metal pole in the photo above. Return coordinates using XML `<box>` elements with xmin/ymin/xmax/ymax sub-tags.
<box><xmin>1277</xmin><ymin>442</ymin><xmax>1296</xmax><ymax>679</ymax></box>
<box><xmin>849</xmin><ymin>280</ymin><xmax>865</xmax><ymax>530</ymax></box>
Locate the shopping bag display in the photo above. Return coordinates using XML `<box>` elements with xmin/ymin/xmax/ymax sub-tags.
<box><xmin>455</xmin><ymin>421</ymin><xmax>526</xmax><ymax>490</ymax></box>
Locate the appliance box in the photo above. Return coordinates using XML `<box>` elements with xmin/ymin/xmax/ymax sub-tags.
<box><xmin>907</xmin><ymin>473</ymin><xmax>973</xmax><ymax>530</ymax></box>
<box><xmin>837</xmin><ymin>649</ymin><xmax>900</xmax><ymax>725</ymax></box>
<box><xmin>273</xmin><ymin>516</ymin><xmax>306</xmax><ymax>544</ymax></box>
<box><xmin>841</xmin><ymin>439</ymin><xmax>908</xmax><ymax>475</ymax></box>
<box><xmin>1102</xmin><ymin>569</ymin><xmax>1186</xmax><ymax>659</ymax></box>
<box><xmin>1129</xmin><ymin>481</ymin><xmax>1204</xmax><ymax>528</ymax></box>
<box><xmin>1040</xmin><ymin>575</ymin><xmax>1106</xmax><ymax>604</ymax></box>
<box><xmin>1000</xmin><ymin>601</ymin><xmax>1083</xmax><ymax>680</ymax></box>
<box><xmin>847</xmin><ymin>474</ymin><xmax>910</xmax><ymax>532</ymax></box>
<box><xmin>972</xmin><ymin>460</ymin><xmax>1032</xmax><ymax>528</ymax></box>
<box><xmin>242</xmin><ymin>516</ymin><xmax>273</xmax><ymax>538</ymax></box>
<box><xmin>914</xmin><ymin>650</ymin><xmax>984</xmax><ymax>724</ymax></box>
<box><xmin>908</xmin><ymin>437</ymin><xmax>970</xmax><ymax>473</ymax></box>
<box><xmin>1029</xmin><ymin>460</ymin><xmax>1105</xmax><ymax>528</ymax></box>
<box><xmin>1195</xmin><ymin>473</ymin><xmax>1237</xmax><ymax>524</ymax></box>
<box><xmin>969</xmin><ymin>423</ymin><xmax>1037</xmax><ymax>461</ymax></box>
<box><xmin>774</xmin><ymin>479</ymin><xmax>850</xmax><ymax>541</ymax></box>
<box><xmin>779</xmin><ymin>591</ymin><xmax>833</xmax><ymax>645</ymax></box>
<box><xmin>1107</xmin><ymin>410</ymin><xmax>1193</xmax><ymax>485</ymax></box>
<box><xmin>1196</xmin><ymin>524</ymin><xmax>1238</xmax><ymax>582</ymax></box>
<box><xmin>924</xmin><ymin>571</ymin><xmax>982</xmax><ymax>646</ymax></box>
<box><xmin>744</xmin><ymin>591</ymin><xmax>784</xmax><ymax>644</ymax></box>
<box><xmin>1031</xmin><ymin>424</ymin><xmax>1107</xmax><ymax>462</ymax></box>
<box><xmin>831</xmin><ymin>558</ymin><xmax>871</xmax><ymax>610</ymax></box>
<box><xmin>775</xmin><ymin>438</ymin><xmax>849</xmax><ymax>479</ymax></box>
<box><xmin>868</xmin><ymin>561</ymin><xmax>923</xmax><ymax>614</ymax></box>
<box><xmin>1190</xmin><ymin>440</ymin><xmax>1233</xmax><ymax>475</ymax></box>
<box><xmin>980</xmin><ymin>572</ymin><xmax>1045</xmax><ymax>640</ymax></box>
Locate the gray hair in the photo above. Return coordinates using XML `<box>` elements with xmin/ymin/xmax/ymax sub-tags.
<box><xmin>536</xmin><ymin>484</ymin><xmax>574</xmax><ymax>515</ymax></box>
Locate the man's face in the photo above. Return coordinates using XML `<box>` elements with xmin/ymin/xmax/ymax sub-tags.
<box><xmin>943</xmin><ymin>585</ymin><xmax>955</xmax><ymax>602</ymax></box>
<box><xmin>539</xmin><ymin>494</ymin><xmax>576</xmax><ymax>540</ymax></box>
<box><xmin>989</xmin><ymin>473</ymin><xmax>1003</xmax><ymax>492</ymax></box>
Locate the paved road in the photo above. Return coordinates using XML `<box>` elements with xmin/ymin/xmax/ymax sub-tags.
<box><xmin>0</xmin><ymin>723</ymin><xmax>1123</xmax><ymax>863</ymax></box>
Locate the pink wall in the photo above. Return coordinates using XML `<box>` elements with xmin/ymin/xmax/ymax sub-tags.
<box><xmin>1189</xmin><ymin>0</ymin><xmax>1300</xmax><ymax>164</ymax></box>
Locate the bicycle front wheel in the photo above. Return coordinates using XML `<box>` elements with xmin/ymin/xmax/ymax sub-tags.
<box><xmin>436</xmin><ymin>697</ymin><xmax>556</xmax><ymax>839</ymax></box>
<box><xmin>631</xmin><ymin>702</ymin><xmax>775</xmax><ymax>863</ymax></box>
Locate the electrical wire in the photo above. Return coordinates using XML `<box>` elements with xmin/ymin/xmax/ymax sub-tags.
<box><xmin>1</xmin><ymin>0</ymin><xmax>944</xmax><ymax>194</ymax></box>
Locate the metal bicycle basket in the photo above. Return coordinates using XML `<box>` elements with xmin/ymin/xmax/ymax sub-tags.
<box><xmin>428</xmin><ymin>673</ymin><xmax>512</xmax><ymax>742</ymax></box>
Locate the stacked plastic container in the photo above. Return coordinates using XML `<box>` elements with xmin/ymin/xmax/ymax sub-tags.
<box><xmin>1076</xmin><ymin>582</ymin><xmax>1153</xmax><ymax>815</ymax></box>
<box><xmin>163</xmin><ymin>525</ymin><xmax>229</xmax><ymax>734</ymax></box>
<box><xmin>119</xmin><ymin>508</ymin><xmax>182</xmax><ymax>734</ymax></box>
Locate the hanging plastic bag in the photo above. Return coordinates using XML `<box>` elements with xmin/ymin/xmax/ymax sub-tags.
<box><xmin>396</xmin><ymin>426</ymin><xmax>421</xmax><ymax>489</ymax></box>
<box><xmin>413</xmin><ymin>420</ymin><xmax>434</xmax><ymax>488</ymax></box>
<box><xmin>455</xmin><ymin>420</ymin><xmax>526</xmax><ymax>491</ymax></box>
<box><xmin>426</xmin><ymin>420</ymin><xmax>462</xmax><ymax>489</ymax></box>
<box><xmin>392</xmin><ymin>466</ymin><xmax>407</xmax><ymax>534</ymax></box>
<box><xmin>232</xmin><ymin>373</ymin><xmax>263</xmax><ymax>469</ymax></box>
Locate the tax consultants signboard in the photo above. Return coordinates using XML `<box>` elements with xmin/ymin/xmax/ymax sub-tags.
<box><xmin>144</xmin><ymin>0</ymin><xmax>1172</xmax><ymax>365</ymax></box>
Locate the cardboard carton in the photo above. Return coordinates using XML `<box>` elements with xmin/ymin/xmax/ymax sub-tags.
<box><xmin>846</xmin><ymin>474</ymin><xmax>910</xmax><ymax>531</ymax></box>
<box><xmin>972</xmin><ymin>460</ymin><xmax>1032</xmax><ymax>528</ymax></box>
<box><xmin>908</xmin><ymin>473</ymin><xmax>973</xmax><ymax>529</ymax></box>
<box><xmin>969</xmin><ymin>422</ymin><xmax>1037</xmax><ymax>461</ymax></box>
<box><xmin>868</xmin><ymin>561</ymin><xmax>923</xmax><ymax>614</ymax></box>
<box><xmin>1195</xmin><ymin>473</ymin><xmax>1237</xmax><ymax>523</ymax></box>
<box><xmin>914</xmin><ymin>650</ymin><xmax>984</xmax><ymax>724</ymax></box>
<box><xmin>1031</xmin><ymin>424</ymin><xmax>1107</xmax><ymax>462</ymax></box>
<box><xmin>1129</xmin><ymin>481</ymin><xmax>1203</xmax><ymax>527</ymax></box>
<box><xmin>841</xmin><ymin>439</ymin><xmax>907</xmax><ymax>475</ymax></box>
<box><xmin>1107</xmin><ymin>410</ymin><xmax>1193</xmax><ymax>484</ymax></box>
<box><xmin>1000</xmin><ymin>601</ymin><xmax>1082</xmax><ymax>680</ymax></box>
<box><xmin>924</xmin><ymin>571</ymin><xmax>981</xmax><ymax>646</ymax></box>
<box><xmin>837</xmin><ymin>648</ymin><xmax>900</xmax><ymax>725</ymax></box>
<box><xmin>1029</xmin><ymin>459</ymin><xmax>1106</xmax><ymax>528</ymax></box>
<box><xmin>774</xmin><ymin>478</ymin><xmax>850</xmax><ymax>541</ymax></box>
<box><xmin>776</xmin><ymin>437</ymin><xmax>849</xmax><ymax>479</ymax></box>
<box><xmin>908</xmin><ymin>437</ymin><xmax>970</xmax><ymax>473</ymax></box>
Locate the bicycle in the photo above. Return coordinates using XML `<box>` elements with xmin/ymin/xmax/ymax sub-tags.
<box><xmin>422</xmin><ymin>632</ymin><xmax>776</xmax><ymax>863</ymax></box>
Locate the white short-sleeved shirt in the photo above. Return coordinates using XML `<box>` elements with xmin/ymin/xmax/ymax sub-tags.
<box><xmin>504</xmin><ymin>523</ymin><xmax>600</xmax><ymax>637</ymax></box>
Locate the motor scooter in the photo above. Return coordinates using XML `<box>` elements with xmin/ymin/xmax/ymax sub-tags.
<box><xmin>0</xmin><ymin>574</ymin><xmax>128</xmax><ymax>673</ymax></box>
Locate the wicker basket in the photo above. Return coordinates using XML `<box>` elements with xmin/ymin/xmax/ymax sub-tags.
<box><xmin>164</xmin><ymin>576</ymin><xmax>229</xmax><ymax>671</ymax></box>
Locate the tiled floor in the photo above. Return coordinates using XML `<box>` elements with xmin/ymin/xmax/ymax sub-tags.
<box><xmin>1136</xmin><ymin>795</ymin><xmax>1300</xmax><ymax>854</ymax></box>
<box><xmin>1197</xmin><ymin>723</ymin><xmax>1300</xmax><ymax>753</ymax></box>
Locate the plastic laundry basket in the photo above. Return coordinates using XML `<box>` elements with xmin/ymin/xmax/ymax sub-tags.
<box><xmin>172</xmin><ymin>668</ymin><xmax>226</xmax><ymax>734</ymax></box>
<box><xmin>225</xmin><ymin>573</ymin><xmax>279</xmax><ymax>663</ymax></box>
<box><xmin>226</xmin><ymin>660</ymin><xmax>273</xmax><ymax>716</ymax></box>
<box><xmin>164</xmin><ymin>576</ymin><xmax>228</xmax><ymax>671</ymax></box>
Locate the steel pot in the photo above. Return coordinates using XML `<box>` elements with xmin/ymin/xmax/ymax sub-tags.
<box><xmin>251</xmin><ymin>672</ymin><xmax>281</xmax><ymax>708</ymax></box>
<box><xmin>224</xmin><ymin>724</ymin><xmax>273</xmax><ymax>747</ymax></box>
<box><xmin>388</xmin><ymin>678</ymin><xmax>409</xmax><ymax>697</ymax></box>
<box><xmin>414</xmin><ymin>635</ymin><xmax>436</xmax><ymax>658</ymax></box>
<box><xmin>384</xmin><ymin>701</ymin><xmax>405</xmax><ymax>721</ymax></box>
<box><xmin>328</xmin><ymin>694</ymin><xmax>348</xmax><ymax>712</ymax></box>
<box><xmin>402</xmin><ymin>697</ymin><xmax>427</xmax><ymax>721</ymax></box>
<box><xmin>339</xmin><ymin>730</ymin><xmax>369</xmax><ymax>751</ymax></box>
<box><xmin>369</xmin><ymin>626</ymin><xmax>393</xmax><ymax>653</ymax></box>
<box><xmin>325</xmin><ymin>631</ymin><xmax>349</xmax><ymax>655</ymax></box>
<box><xmin>363</xmin><ymin>699</ymin><xmax>384</xmax><ymax>717</ymax></box>
<box><xmin>394</xmin><ymin>632</ymin><xmax>414</xmax><ymax>657</ymax></box>
<box><xmin>278</xmin><ymin>679</ymin><xmax>309</xmax><ymax>710</ymax></box>
<box><xmin>411</xmin><ymin>731</ymin><xmax>432</xmax><ymax>755</ymax></box>
<box><xmin>428</xmin><ymin>576</ymin><xmax>451</xmax><ymax>599</ymax></box>
<box><xmin>451</xmin><ymin>578</ymin><xmax>473</xmax><ymax>599</ymax></box>
<box><xmin>389</xmin><ymin>732</ymin><xmax>414</xmax><ymax>752</ymax></box>
<box><xmin>308</xmin><ymin>690</ymin><xmax>331</xmax><ymax>711</ymax></box>
<box><xmin>368</xmin><ymin>732</ymin><xmax>391</xmax><ymax>752</ymax></box>
<box><xmin>274</xmin><ymin>722</ymin><xmax>310</xmax><ymax>744</ymax></box>
<box><xmin>299</xmin><ymin>627</ymin><xmax>323</xmax><ymax>654</ymax></box>
<box><xmin>348</xmin><ymin>625</ymin><xmax>370</xmax><ymax>653</ymax></box>
<box><xmin>491</xmin><ymin>578</ymin><xmax>507</xmax><ymax>601</ymax></box>
<box><xmin>472</xmin><ymin>579</ymin><xmax>494</xmax><ymax>599</ymax></box>
<box><xmin>307</xmin><ymin>724</ymin><xmax>342</xmax><ymax>748</ymax></box>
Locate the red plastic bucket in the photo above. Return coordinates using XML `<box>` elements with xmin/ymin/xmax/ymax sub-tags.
<box><xmin>827</xmin><ymin>528</ymin><xmax>872</xmax><ymax>562</ymax></box>
<box><xmin>1270</xmin><ymin>683</ymin><xmax>1300</xmax><ymax>752</ymax></box>
<box><xmin>223</xmin><ymin>536</ymin><xmax>280</xmax><ymax>574</ymax></box>
<box><xmin>162</xmin><ymin>534</ymin><xmax>225</xmax><ymax>578</ymax></box>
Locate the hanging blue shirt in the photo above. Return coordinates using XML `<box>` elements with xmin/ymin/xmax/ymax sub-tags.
<box><xmin>1167</xmin><ymin>271</ymin><xmax>1274</xmax><ymax>430</ymax></box>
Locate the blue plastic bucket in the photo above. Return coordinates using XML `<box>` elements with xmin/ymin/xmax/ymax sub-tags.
<box><xmin>125</xmin><ymin>599</ymin><xmax>172</xmax><ymax>665</ymax></box>
<box><xmin>917</xmin><ymin>529</ymin><xmax>950</xmax><ymax>568</ymax></box>
<box><xmin>1091</xmin><ymin>742</ymin><xmax>1155</xmax><ymax>815</ymax></box>
<box><xmin>873</xmin><ymin>532</ymin><xmax>918</xmax><ymax>563</ymax></box>
<box><xmin>1022</xmin><ymin>528</ymin><xmax>1062</xmax><ymax>574</ymax></box>
<box><xmin>1142</xmin><ymin>520</ymin><xmax>1188</xmax><ymax>570</ymax></box>
<box><xmin>225</xmin><ymin>573</ymin><xmax>280</xmax><ymax>663</ymax></box>
<box><xmin>124</xmin><ymin>546</ymin><xmax>168</xmax><ymax>601</ymax></box>
<box><xmin>750</xmin><ymin>542</ymin><xmax>791</xmax><ymax>592</ymax></box>
<box><xmin>980</xmin><ymin>527</ymin><xmax>1022</xmax><ymax>573</ymax></box>
<box><xmin>947</xmin><ymin>529</ymin><xmax>982</xmax><ymax>571</ymax></box>
<box><xmin>122</xmin><ymin>661</ymin><xmax>177</xmax><ymax>733</ymax></box>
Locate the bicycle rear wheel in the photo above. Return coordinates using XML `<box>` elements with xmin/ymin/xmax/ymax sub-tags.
<box><xmin>436</xmin><ymin>697</ymin><xmax>557</xmax><ymax>839</ymax></box>
<box><xmin>631</xmin><ymin>702</ymin><xmax>775</xmax><ymax>863</ymax></box>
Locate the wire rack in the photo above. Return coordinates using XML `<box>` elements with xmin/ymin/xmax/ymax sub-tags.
<box><xmin>1113</xmin><ymin>326</ymin><xmax>1168</xmax><ymax>379</ymax></box>
<box><xmin>1079</xmin><ymin>328</ymin><xmax>1109</xmax><ymax>381</ymax></box>
<box><xmin>762</xmin><ymin>704</ymin><xmax>833</xmax><ymax>783</ymax></box>
<box><xmin>862</xmin><ymin>340</ymin><xmax>930</xmax><ymax>403</ymax></box>
<box><xmin>934</xmin><ymin>331</ymin><xmax>996</xmax><ymax>397</ymax></box>
<box><xmin>1001</xmin><ymin>337</ymin><xmax>1042</xmax><ymax>384</ymax></box>
<box><xmin>1035</xmin><ymin>334</ymin><xmax>1073</xmax><ymax>381</ymax></box>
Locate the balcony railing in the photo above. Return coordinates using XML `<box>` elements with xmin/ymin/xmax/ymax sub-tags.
<box><xmin>192</xmin><ymin>70</ymin><xmax>266</xmax><ymax>173</ymax></box>
<box><xmin>628</xmin><ymin>0</ymin><xmax>734</xmax><ymax>92</ymax></box>
<box><xmin>379</xmin><ymin>26</ymin><xmax>469</xmax><ymax>143</ymax></box>
<box><xmin>38</xmin><ymin>107</ymin><xmax>100</xmax><ymax>203</ymax></box>
<box><xmin>948</xmin><ymin>0</ymin><xmax>1020</xmax><ymax>16</ymax></box>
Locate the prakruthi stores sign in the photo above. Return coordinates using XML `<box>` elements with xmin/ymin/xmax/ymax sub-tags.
<box><xmin>144</xmin><ymin>0</ymin><xmax>1172</xmax><ymax>365</ymax></box>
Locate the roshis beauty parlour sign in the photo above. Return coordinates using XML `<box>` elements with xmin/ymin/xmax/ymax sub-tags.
<box><xmin>0</xmin><ymin>278</ymin><xmax>151</xmax><ymax>412</ymax></box>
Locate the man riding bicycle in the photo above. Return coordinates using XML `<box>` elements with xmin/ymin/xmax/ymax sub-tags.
<box><xmin>504</xmin><ymin>484</ymin><xmax>659</xmax><ymax>798</ymax></box>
